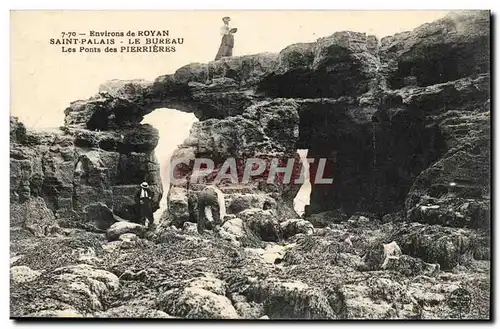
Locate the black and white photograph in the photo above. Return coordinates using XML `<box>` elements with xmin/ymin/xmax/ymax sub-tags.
<box><xmin>8</xmin><ymin>9</ymin><xmax>491</xmax><ymax>320</ymax></box>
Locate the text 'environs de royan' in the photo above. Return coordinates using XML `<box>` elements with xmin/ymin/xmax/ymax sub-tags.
<box><xmin>51</xmin><ymin>30</ymin><xmax>181</xmax><ymax>45</ymax></box>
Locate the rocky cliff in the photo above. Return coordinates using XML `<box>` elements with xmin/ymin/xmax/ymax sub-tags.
<box><xmin>10</xmin><ymin>11</ymin><xmax>491</xmax><ymax>319</ymax></box>
<box><xmin>10</xmin><ymin>116</ymin><xmax>163</xmax><ymax>231</ymax></box>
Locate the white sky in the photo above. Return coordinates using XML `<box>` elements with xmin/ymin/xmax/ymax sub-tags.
<box><xmin>11</xmin><ymin>10</ymin><xmax>449</xmax><ymax>128</ymax></box>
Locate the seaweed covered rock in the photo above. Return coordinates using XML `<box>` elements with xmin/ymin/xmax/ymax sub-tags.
<box><xmin>11</xmin><ymin>263</ymin><xmax>119</xmax><ymax>316</ymax></box>
<box><xmin>157</xmin><ymin>274</ymin><xmax>238</xmax><ymax>319</ymax></box>
<box><xmin>241</xmin><ymin>277</ymin><xmax>335</xmax><ymax>319</ymax></box>
<box><xmin>10</xmin><ymin>197</ymin><xmax>59</xmax><ymax>237</ymax></box>
<box><xmin>391</xmin><ymin>223</ymin><xmax>488</xmax><ymax>270</ymax></box>
<box><xmin>107</xmin><ymin>222</ymin><xmax>146</xmax><ymax>241</ymax></box>
<box><xmin>280</xmin><ymin>218</ymin><xmax>314</xmax><ymax>239</ymax></box>
<box><xmin>238</xmin><ymin>208</ymin><xmax>282</xmax><ymax>242</ymax></box>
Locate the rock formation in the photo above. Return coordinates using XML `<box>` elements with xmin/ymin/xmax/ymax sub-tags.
<box><xmin>10</xmin><ymin>11</ymin><xmax>490</xmax><ymax>319</ymax></box>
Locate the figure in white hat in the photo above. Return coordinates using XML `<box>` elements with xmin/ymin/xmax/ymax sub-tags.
<box><xmin>135</xmin><ymin>181</ymin><xmax>154</xmax><ymax>228</ymax></box>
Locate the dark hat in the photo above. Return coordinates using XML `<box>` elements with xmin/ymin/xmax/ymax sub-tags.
<box><xmin>222</xmin><ymin>16</ymin><xmax>231</xmax><ymax>22</ymax></box>
<box><xmin>229</xmin><ymin>28</ymin><xmax>238</xmax><ymax>33</ymax></box>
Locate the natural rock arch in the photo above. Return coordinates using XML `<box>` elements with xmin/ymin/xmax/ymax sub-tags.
<box><xmin>10</xmin><ymin>11</ymin><xmax>490</xmax><ymax>231</ymax></box>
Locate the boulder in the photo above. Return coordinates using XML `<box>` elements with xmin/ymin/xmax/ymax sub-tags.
<box><xmin>82</xmin><ymin>203</ymin><xmax>116</xmax><ymax>231</ymax></box>
<box><xmin>159</xmin><ymin>287</ymin><xmax>238</xmax><ymax>319</ymax></box>
<box><xmin>218</xmin><ymin>217</ymin><xmax>264</xmax><ymax>248</ymax></box>
<box><xmin>280</xmin><ymin>218</ymin><xmax>314</xmax><ymax>239</ymax></box>
<box><xmin>94</xmin><ymin>305</ymin><xmax>173</xmax><ymax>318</ymax></box>
<box><xmin>106</xmin><ymin>221</ymin><xmax>145</xmax><ymax>241</ymax></box>
<box><xmin>10</xmin><ymin>266</ymin><xmax>42</xmax><ymax>284</ymax></box>
<box><xmin>231</xmin><ymin>293</ymin><xmax>265</xmax><ymax>319</ymax></box>
<box><xmin>243</xmin><ymin>277</ymin><xmax>335</xmax><ymax>319</ymax></box>
<box><xmin>27</xmin><ymin>309</ymin><xmax>83</xmax><ymax>318</ymax></box>
<box><xmin>157</xmin><ymin>274</ymin><xmax>238</xmax><ymax>319</ymax></box>
<box><xmin>182</xmin><ymin>221</ymin><xmax>199</xmax><ymax>235</ymax></box>
<box><xmin>383</xmin><ymin>254</ymin><xmax>440</xmax><ymax>277</ymax></box>
<box><xmin>391</xmin><ymin>223</ymin><xmax>488</xmax><ymax>270</ymax></box>
<box><xmin>184</xmin><ymin>273</ymin><xmax>228</xmax><ymax>296</ymax></box>
<box><xmin>51</xmin><ymin>264</ymin><xmax>119</xmax><ymax>311</ymax></box>
<box><xmin>10</xmin><ymin>197</ymin><xmax>58</xmax><ymax>236</ymax></box>
<box><xmin>238</xmin><ymin>208</ymin><xmax>281</xmax><ymax>242</ymax></box>
<box><xmin>307</xmin><ymin>210</ymin><xmax>349</xmax><ymax>227</ymax></box>
<box><xmin>12</xmin><ymin>263</ymin><xmax>119</xmax><ymax>316</ymax></box>
<box><xmin>338</xmin><ymin>277</ymin><xmax>408</xmax><ymax>319</ymax></box>
<box><xmin>227</xmin><ymin>193</ymin><xmax>271</xmax><ymax>214</ymax></box>
<box><xmin>163</xmin><ymin>186</ymin><xmax>190</xmax><ymax>227</ymax></box>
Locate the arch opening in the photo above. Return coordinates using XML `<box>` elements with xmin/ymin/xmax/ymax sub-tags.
<box><xmin>141</xmin><ymin>108</ymin><xmax>198</xmax><ymax>220</ymax></box>
<box><xmin>293</xmin><ymin>149</ymin><xmax>311</xmax><ymax>217</ymax></box>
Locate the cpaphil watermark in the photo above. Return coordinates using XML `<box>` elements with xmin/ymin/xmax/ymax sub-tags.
<box><xmin>168</xmin><ymin>157</ymin><xmax>334</xmax><ymax>185</ymax></box>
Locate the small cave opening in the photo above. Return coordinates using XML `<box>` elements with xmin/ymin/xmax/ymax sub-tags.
<box><xmin>141</xmin><ymin>109</ymin><xmax>198</xmax><ymax>220</ymax></box>
<box><xmin>296</xmin><ymin>101</ymin><xmax>448</xmax><ymax>217</ymax></box>
<box><xmin>293</xmin><ymin>149</ymin><xmax>311</xmax><ymax>217</ymax></box>
<box><xmin>387</xmin><ymin>36</ymin><xmax>490</xmax><ymax>89</ymax></box>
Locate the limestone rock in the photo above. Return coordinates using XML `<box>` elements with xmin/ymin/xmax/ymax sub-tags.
<box><xmin>338</xmin><ymin>277</ymin><xmax>407</xmax><ymax>319</ymax></box>
<box><xmin>238</xmin><ymin>208</ymin><xmax>281</xmax><ymax>242</ymax></box>
<box><xmin>381</xmin><ymin>11</ymin><xmax>490</xmax><ymax>88</ymax></box>
<box><xmin>307</xmin><ymin>210</ymin><xmax>349</xmax><ymax>227</ymax></box>
<box><xmin>219</xmin><ymin>217</ymin><xmax>244</xmax><ymax>247</ymax></box>
<box><xmin>185</xmin><ymin>273</ymin><xmax>228</xmax><ymax>296</ymax></box>
<box><xmin>360</xmin><ymin>241</ymin><xmax>402</xmax><ymax>271</ymax></box>
<box><xmin>383</xmin><ymin>254</ymin><xmax>440</xmax><ymax>277</ymax></box>
<box><xmin>24</xmin><ymin>12</ymin><xmax>486</xmax><ymax>234</ymax></box>
<box><xmin>230</xmin><ymin>293</ymin><xmax>265</xmax><ymax>319</ymax></box>
<box><xmin>243</xmin><ymin>277</ymin><xmax>335</xmax><ymax>319</ymax></box>
<box><xmin>11</xmin><ymin>263</ymin><xmax>119</xmax><ymax>316</ymax></box>
<box><xmin>10</xmin><ymin>197</ymin><xmax>59</xmax><ymax>237</ymax></box>
<box><xmin>10</xmin><ymin>120</ymin><xmax>163</xmax><ymax>228</ymax></box>
<box><xmin>182</xmin><ymin>221</ymin><xmax>198</xmax><ymax>235</ymax></box>
<box><xmin>280</xmin><ymin>218</ymin><xmax>314</xmax><ymax>239</ymax></box>
<box><xmin>10</xmin><ymin>266</ymin><xmax>42</xmax><ymax>284</ymax></box>
<box><xmin>94</xmin><ymin>305</ymin><xmax>173</xmax><ymax>318</ymax></box>
<box><xmin>64</xmin><ymin>92</ymin><xmax>145</xmax><ymax>129</ymax></box>
<box><xmin>162</xmin><ymin>186</ymin><xmax>190</xmax><ymax>227</ymax></box>
<box><xmin>227</xmin><ymin>193</ymin><xmax>273</xmax><ymax>214</ymax></box>
<box><xmin>158</xmin><ymin>276</ymin><xmax>238</xmax><ymax>319</ymax></box>
<box><xmin>119</xmin><ymin>233</ymin><xmax>138</xmax><ymax>243</ymax></box>
<box><xmin>27</xmin><ymin>309</ymin><xmax>83</xmax><ymax>318</ymax></box>
<box><xmin>82</xmin><ymin>202</ymin><xmax>116</xmax><ymax>231</ymax></box>
<box><xmin>260</xmin><ymin>32</ymin><xmax>380</xmax><ymax>98</ymax></box>
<box><xmin>219</xmin><ymin>217</ymin><xmax>264</xmax><ymax>248</ymax></box>
<box><xmin>392</xmin><ymin>223</ymin><xmax>488</xmax><ymax>270</ymax></box>
<box><xmin>107</xmin><ymin>221</ymin><xmax>145</xmax><ymax>241</ymax></box>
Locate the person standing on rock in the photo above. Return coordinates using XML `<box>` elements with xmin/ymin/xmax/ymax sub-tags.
<box><xmin>196</xmin><ymin>185</ymin><xmax>226</xmax><ymax>234</ymax></box>
<box><xmin>135</xmin><ymin>182</ymin><xmax>154</xmax><ymax>228</ymax></box>
<box><xmin>214</xmin><ymin>16</ymin><xmax>237</xmax><ymax>61</ymax></box>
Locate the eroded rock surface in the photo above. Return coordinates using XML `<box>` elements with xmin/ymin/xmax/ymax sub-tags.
<box><xmin>10</xmin><ymin>11</ymin><xmax>490</xmax><ymax>319</ymax></box>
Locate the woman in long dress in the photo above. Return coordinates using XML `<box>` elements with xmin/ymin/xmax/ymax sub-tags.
<box><xmin>215</xmin><ymin>16</ymin><xmax>236</xmax><ymax>60</ymax></box>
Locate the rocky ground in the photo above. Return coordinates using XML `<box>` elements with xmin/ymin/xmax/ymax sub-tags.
<box><xmin>10</xmin><ymin>210</ymin><xmax>490</xmax><ymax>319</ymax></box>
<box><xmin>10</xmin><ymin>11</ymin><xmax>491</xmax><ymax>319</ymax></box>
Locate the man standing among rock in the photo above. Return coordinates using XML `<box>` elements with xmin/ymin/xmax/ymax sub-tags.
<box><xmin>136</xmin><ymin>182</ymin><xmax>154</xmax><ymax>228</ymax></box>
<box><xmin>196</xmin><ymin>185</ymin><xmax>226</xmax><ymax>234</ymax></box>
